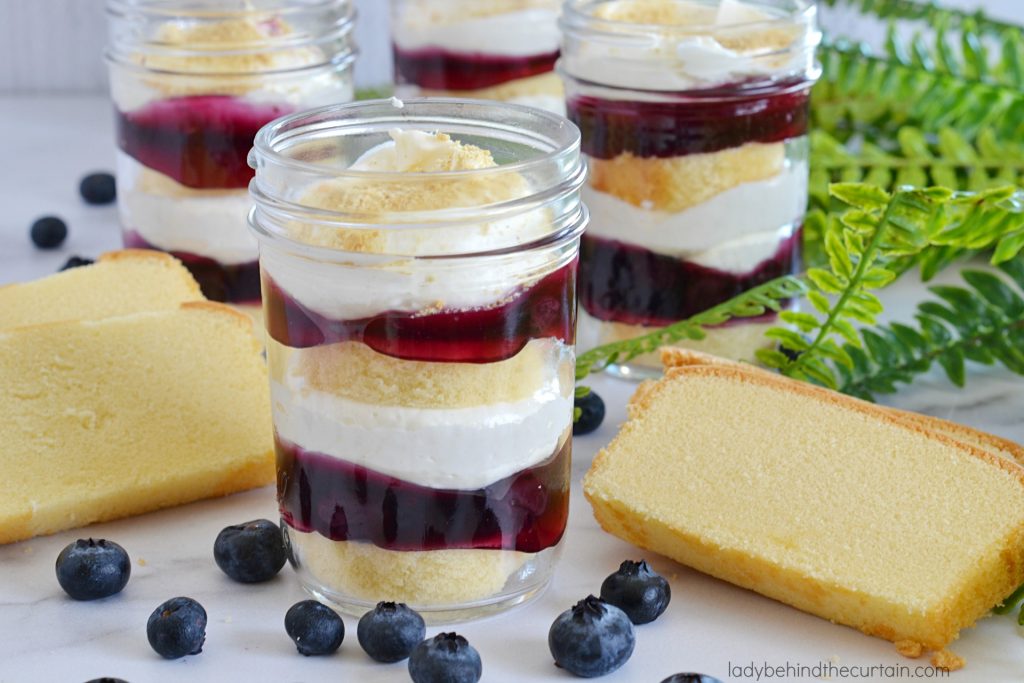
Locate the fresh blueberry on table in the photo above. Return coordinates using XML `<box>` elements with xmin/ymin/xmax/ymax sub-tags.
<box><xmin>660</xmin><ymin>675</ymin><xmax>724</xmax><ymax>683</ymax></box>
<box><xmin>549</xmin><ymin>595</ymin><xmax>635</xmax><ymax>678</ymax></box>
<box><xmin>573</xmin><ymin>390</ymin><xmax>606</xmax><ymax>436</ymax></box>
<box><xmin>79</xmin><ymin>172</ymin><xmax>117</xmax><ymax>205</ymax></box>
<box><xmin>30</xmin><ymin>216</ymin><xmax>68</xmax><ymax>249</ymax></box>
<box><xmin>408</xmin><ymin>632</ymin><xmax>482</xmax><ymax>683</ymax></box>
<box><xmin>285</xmin><ymin>600</ymin><xmax>345</xmax><ymax>656</ymax></box>
<box><xmin>357</xmin><ymin>601</ymin><xmax>426</xmax><ymax>663</ymax></box>
<box><xmin>600</xmin><ymin>559</ymin><xmax>672</xmax><ymax>625</ymax></box>
<box><xmin>146</xmin><ymin>597</ymin><xmax>207</xmax><ymax>659</ymax></box>
<box><xmin>60</xmin><ymin>256</ymin><xmax>94</xmax><ymax>271</ymax></box>
<box><xmin>83</xmin><ymin>678</ymin><xmax>130</xmax><ymax>682</ymax></box>
<box><xmin>55</xmin><ymin>538</ymin><xmax>130</xmax><ymax>601</ymax></box>
<box><xmin>213</xmin><ymin>518</ymin><xmax>287</xmax><ymax>583</ymax></box>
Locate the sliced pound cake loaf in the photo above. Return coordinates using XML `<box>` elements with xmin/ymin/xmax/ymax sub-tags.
<box><xmin>0</xmin><ymin>250</ymin><xmax>202</xmax><ymax>330</ymax></box>
<box><xmin>584</xmin><ymin>363</ymin><xmax>1024</xmax><ymax>654</ymax></box>
<box><xmin>0</xmin><ymin>302</ymin><xmax>274</xmax><ymax>543</ymax></box>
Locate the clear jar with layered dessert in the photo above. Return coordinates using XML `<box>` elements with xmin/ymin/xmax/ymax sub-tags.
<box><xmin>561</xmin><ymin>0</ymin><xmax>820</xmax><ymax>377</ymax></box>
<box><xmin>391</xmin><ymin>0</ymin><xmax>565</xmax><ymax>113</ymax></box>
<box><xmin>248</xmin><ymin>99</ymin><xmax>587</xmax><ymax>621</ymax></box>
<box><xmin>105</xmin><ymin>0</ymin><xmax>356</xmax><ymax>306</ymax></box>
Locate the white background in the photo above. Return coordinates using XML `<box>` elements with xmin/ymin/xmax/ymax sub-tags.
<box><xmin>0</xmin><ymin>0</ymin><xmax>1021</xmax><ymax>92</ymax></box>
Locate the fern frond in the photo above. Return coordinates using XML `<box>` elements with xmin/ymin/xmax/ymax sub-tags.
<box><xmin>838</xmin><ymin>263</ymin><xmax>1024</xmax><ymax>399</ymax></box>
<box><xmin>574</xmin><ymin>276</ymin><xmax>809</xmax><ymax>380</ymax></box>
<box><xmin>810</xmin><ymin>127</ymin><xmax>1024</xmax><ymax>206</ymax></box>
<box><xmin>814</xmin><ymin>39</ymin><xmax>1024</xmax><ymax>140</ymax></box>
<box><xmin>819</xmin><ymin>0</ymin><xmax>1018</xmax><ymax>38</ymax></box>
<box><xmin>761</xmin><ymin>184</ymin><xmax>1024</xmax><ymax>388</ymax></box>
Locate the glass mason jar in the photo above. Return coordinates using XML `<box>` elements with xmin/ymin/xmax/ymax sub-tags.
<box><xmin>105</xmin><ymin>0</ymin><xmax>356</xmax><ymax>307</ymax></box>
<box><xmin>248</xmin><ymin>99</ymin><xmax>587</xmax><ymax>621</ymax></box>
<box><xmin>560</xmin><ymin>0</ymin><xmax>821</xmax><ymax>378</ymax></box>
<box><xmin>391</xmin><ymin>0</ymin><xmax>565</xmax><ymax>113</ymax></box>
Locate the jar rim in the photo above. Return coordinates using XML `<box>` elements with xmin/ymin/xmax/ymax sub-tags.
<box><xmin>105</xmin><ymin>0</ymin><xmax>355</xmax><ymax>74</ymax></box>
<box><xmin>248</xmin><ymin>98</ymin><xmax>588</xmax><ymax>260</ymax></box>
<box><xmin>107</xmin><ymin>0</ymin><xmax>349</xmax><ymax>20</ymax></box>
<box><xmin>251</xmin><ymin>97</ymin><xmax>582</xmax><ymax>181</ymax></box>
<box><xmin>561</xmin><ymin>0</ymin><xmax>816</xmax><ymax>36</ymax></box>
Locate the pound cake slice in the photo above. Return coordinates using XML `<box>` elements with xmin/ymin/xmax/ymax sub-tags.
<box><xmin>0</xmin><ymin>250</ymin><xmax>202</xmax><ymax>330</ymax></box>
<box><xmin>0</xmin><ymin>302</ymin><xmax>274</xmax><ymax>544</ymax></box>
<box><xmin>658</xmin><ymin>347</ymin><xmax>1024</xmax><ymax>466</ymax></box>
<box><xmin>584</xmin><ymin>364</ymin><xmax>1024</xmax><ymax>653</ymax></box>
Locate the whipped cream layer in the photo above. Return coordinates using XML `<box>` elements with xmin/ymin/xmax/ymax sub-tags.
<box><xmin>117</xmin><ymin>152</ymin><xmax>257</xmax><ymax>264</ymax></box>
<box><xmin>264</xmin><ymin>129</ymin><xmax>558</xmax><ymax>319</ymax></box>
<box><xmin>583</xmin><ymin>158</ymin><xmax>806</xmax><ymax>270</ymax></box>
<box><xmin>562</xmin><ymin>0</ymin><xmax>812</xmax><ymax>91</ymax></box>
<box><xmin>393</xmin><ymin>2</ymin><xmax>560</xmax><ymax>57</ymax></box>
<box><xmin>270</xmin><ymin>350</ymin><xmax>572</xmax><ymax>490</ymax></box>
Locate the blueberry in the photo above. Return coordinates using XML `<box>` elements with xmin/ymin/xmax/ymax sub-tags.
<box><xmin>79</xmin><ymin>172</ymin><xmax>117</xmax><ymax>205</ymax></box>
<box><xmin>408</xmin><ymin>632</ymin><xmax>482</xmax><ymax>683</ymax></box>
<box><xmin>573</xmin><ymin>390</ymin><xmax>605</xmax><ymax>436</ymax></box>
<box><xmin>549</xmin><ymin>595</ymin><xmax>635</xmax><ymax>678</ymax></box>
<box><xmin>84</xmin><ymin>678</ymin><xmax>130</xmax><ymax>683</ymax></box>
<box><xmin>213</xmin><ymin>519</ymin><xmax>286</xmax><ymax>583</ymax></box>
<box><xmin>55</xmin><ymin>538</ymin><xmax>131</xmax><ymax>601</ymax></box>
<box><xmin>357</xmin><ymin>601</ymin><xmax>426</xmax><ymax>663</ymax></box>
<box><xmin>285</xmin><ymin>600</ymin><xmax>345</xmax><ymax>656</ymax></box>
<box><xmin>146</xmin><ymin>597</ymin><xmax>206</xmax><ymax>659</ymax></box>
<box><xmin>600</xmin><ymin>559</ymin><xmax>671</xmax><ymax>625</ymax></box>
<box><xmin>30</xmin><ymin>216</ymin><xmax>67</xmax><ymax>249</ymax></box>
<box><xmin>60</xmin><ymin>256</ymin><xmax>94</xmax><ymax>271</ymax></box>
<box><xmin>660</xmin><ymin>675</ymin><xmax>724</xmax><ymax>683</ymax></box>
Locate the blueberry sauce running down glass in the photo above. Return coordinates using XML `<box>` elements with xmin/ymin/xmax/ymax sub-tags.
<box><xmin>579</xmin><ymin>230</ymin><xmax>801</xmax><ymax>327</ymax></box>
<box><xmin>116</xmin><ymin>95</ymin><xmax>295</xmax><ymax>189</ymax></box>
<box><xmin>566</xmin><ymin>79</ymin><xmax>812</xmax><ymax>159</ymax></box>
<box><xmin>277</xmin><ymin>435</ymin><xmax>571</xmax><ymax>553</ymax></box>
<box><xmin>123</xmin><ymin>231</ymin><xmax>262</xmax><ymax>304</ymax></box>
<box><xmin>263</xmin><ymin>261</ymin><xmax>577</xmax><ymax>363</ymax></box>
<box><xmin>393</xmin><ymin>47</ymin><xmax>559</xmax><ymax>91</ymax></box>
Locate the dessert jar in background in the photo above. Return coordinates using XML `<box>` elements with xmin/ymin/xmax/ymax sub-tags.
<box><xmin>248</xmin><ymin>99</ymin><xmax>587</xmax><ymax>621</ymax></box>
<box><xmin>391</xmin><ymin>0</ymin><xmax>565</xmax><ymax>113</ymax></box>
<box><xmin>561</xmin><ymin>0</ymin><xmax>821</xmax><ymax>377</ymax></box>
<box><xmin>105</xmin><ymin>0</ymin><xmax>356</xmax><ymax>306</ymax></box>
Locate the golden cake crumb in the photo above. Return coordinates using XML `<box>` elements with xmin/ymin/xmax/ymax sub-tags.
<box><xmin>895</xmin><ymin>639</ymin><xmax>923</xmax><ymax>659</ymax></box>
<box><xmin>930</xmin><ymin>650</ymin><xmax>965</xmax><ymax>671</ymax></box>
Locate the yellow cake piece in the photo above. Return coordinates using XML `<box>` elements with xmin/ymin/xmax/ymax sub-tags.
<box><xmin>658</xmin><ymin>347</ymin><xmax>1024</xmax><ymax>466</ymax></box>
<box><xmin>0</xmin><ymin>302</ymin><xmax>274</xmax><ymax>544</ymax></box>
<box><xmin>588</xmin><ymin>142</ymin><xmax>784</xmax><ymax>213</ymax></box>
<box><xmin>270</xmin><ymin>337</ymin><xmax>568</xmax><ymax>409</ymax></box>
<box><xmin>291</xmin><ymin>530</ymin><xmax>528</xmax><ymax>606</ymax></box>
<box><xmin>420</xmin><ymin>71</ymin><xmax>563</xmax><ymax>102</ymax></box>
<box><xmin>0</xmin><ymin>250</ymin><xmax>202</xmax><ymax>331</ymax></box>
<box><xmin>584</xmin><ymin>363</ymin><xmax>1024</xmax><ymax>655</ymax></box>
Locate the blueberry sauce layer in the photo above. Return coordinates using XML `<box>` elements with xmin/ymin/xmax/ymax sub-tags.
<box><xmin>579</xmin><ymin>231</ymin><xmax>801</xmax><ymax>327</ymax></box>
<box><xmin>277</xmin><ymin>435</ymin><xmax>570</xmax><ymax>553</ymax></box>
<box><xmin>393</xmin><ymin>46</ymin><xmax>559</xmax><ymax>91</ymax></box>
<box><xmin>116</xmin><ymin>95</ymin><xmax>294</xmax><ymax>189</ymax></box>
<box><xmin>123</xmin><ymin>231</ymin><xmax>261</xmax><ymax>304</ymax></box>
<box><xmin>566</xmin><ymin>80</ymin><xmax>812</xmax><ymax>159</ymax></box>
<box><xmin>263</xmin><ymin>262</ymin><xmax>576</xmax><ymax>363</ymax></box>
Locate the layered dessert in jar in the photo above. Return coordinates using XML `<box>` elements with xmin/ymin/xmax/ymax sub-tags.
<box><xmin>105</xmin><ymin>0</ymin><xmax>356</xmax><ymax>305</ymax></box>
<box><xmin>391</xmin><ymin>0</ymin><xmax>564</xmax><ymax>113</ymax></box>
<box><xmin>560</xmin><ymin>0</ymin><xmax>820</xmax><ymax>375</ymax></box>
<box><xmin>248</xmin><ymin>100</ymin><xmax>587</xmax><ymax>619</ymax></box>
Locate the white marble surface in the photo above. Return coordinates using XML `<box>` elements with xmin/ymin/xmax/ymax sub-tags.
<box><xmin>2</xmin><ymin>95</ymin><xmax>1024</xmax><ymax>683</ymax></box>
